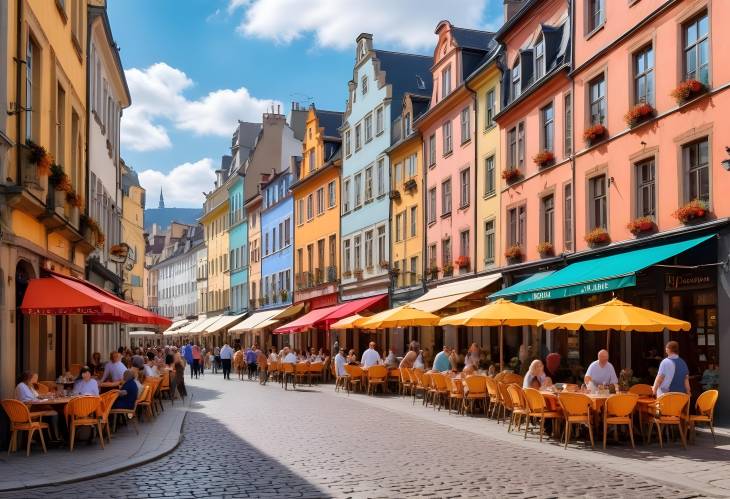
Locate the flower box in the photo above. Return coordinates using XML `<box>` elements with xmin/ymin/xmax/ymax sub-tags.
<box><xmin>585</xmin><ymin>227</ymin><xmax>611</xmax><ymax>247</ymax></box>
<box><xmin>501</xmin><ymin>168</ymin><xmax>522</xmax><ymax>184</ymax></box>
<box><xmin>342</xmin><ymin>270</ymin><xmax>352</xmax><ymax>278</ymax></box>
<box><xmin>403</xmin><ymin>178</ymin><xmax>417</xmax><ymax>191</ymax></box>
<box><xmin>624</xmin><ymin>103</ymin><xmax>655</xmax><ymax>128</ymax></box>
<box><xmin>583</xmin><ymin>124</ymin><xmax>607</xmax><ymax>145</ymax></box>
<box><xmin>66</xmin><ymin>190</ymin><xmax>83</xmax><ymax>208</ymax></box>
<box><xmin>379</xmin><ymin>260</ymin><xmax>389</xmax><ymax>269</ymax></box>
<box><xmin>670</xmin><ymin>79</ymin><xmax>706</xmax><ymax>106</ymax></box>
<box><xmin>388</xmin><ymin>190</ymin><xmax>401</xmax><ymax>200</ymax></box>
<box><xmin>26</xmin><ymin>140</ymin><xmax>53</xmax><ymax>176</ymax></box>
<box><xmin>532</xmin><ymin>151</ymin><xmax>555</xmax><ymax>168</ymax></box>
<box><xmin>427</xmin><ymin>266</ymin><xmax>439</xmax><ymax>280</ymax></box>
<box><xmin>49</xmin><ymin>164</ymin><xmax>72</xmax><ymax>192</ymax></box>
<box><xmin>280</xmin><ymin>290</ymin><xmax>289</xmax><ymax>301</ymax></box>
<box><xmin>442</xmin><ymin>264</ymin><xmax>454</xmax><ymax>276</ymax></box>
<box><xmin>454</xmin><ymin>255</ymin><xmax>470</xmax><ymax>269</ymax></box>
<box><xmin>353</xmin><ymin>269</ymin><xmax>364</xmax><ymax>280</ymax></box>
<box><xmin>504</xmin><ymin>245</ymin><xmax>522</xmax><ymax>263</ymax></box>
<box><xmin>626</xmin><ymin>216</ymin><xmax>656</xmax><ymax>236</ymax></box>
<box><xmin>536</xmin><ymin>241</ymin><xmax>554</xmax><ymax>257</ymax></box>
<box><xmin>672</xmin><ymin>199</ymin><xmax>709</xmax><ymax>224</ymax></box>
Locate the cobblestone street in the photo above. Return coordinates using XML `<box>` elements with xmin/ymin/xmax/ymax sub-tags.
<box><xmin>1</xmin><ymin>373</ymin><xmax>722</xmax><ymax>498</ymax></box>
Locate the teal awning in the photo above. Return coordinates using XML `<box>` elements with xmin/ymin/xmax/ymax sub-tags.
<box><xmin>491</xmin><ymin>234</ymin><xmax>714</xmax><ymax>303</ymax></box>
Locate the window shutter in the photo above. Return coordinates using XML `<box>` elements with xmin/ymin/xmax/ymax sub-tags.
<box><xmin>520</xmin><ymin>49</ymin><xmax>534</xmax><ymax>90</ymax></box>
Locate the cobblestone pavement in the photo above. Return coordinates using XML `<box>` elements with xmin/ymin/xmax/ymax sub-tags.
<box><xmin>0</xmin><ymin>375</ymin><xmax>712</xmax><ymax>499</ymax></box>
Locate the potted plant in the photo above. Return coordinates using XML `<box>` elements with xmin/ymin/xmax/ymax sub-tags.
<box><xmin>454</xmin><ymin>255</ymin><xmax>470</xmax><ymax>269</ymax></box>
<box><xmin>353</xmin><ymin>268</ymin><xmax>364</xmax><ymax>280</ymax></box>
<box><xmin>532</xmin><ymin>151</ymin><xmax>555</xmax><ymax>168</ymax></box>
<box><xmin>585</xmin><ymin>227</ymin><xmax>611</xmax><ymax>247</ymax></box>
<box><xmin>537</xmin><ymin>241</ymin><xmax>554</xmax><ymax>257</ymax></box>
<box><xmin>501</xmin><ymin>168</ymin><xmax>522</xmax><ymax>184</ymax></box>
<box><xmin>670</xmin><ymin>79</ymin><xmax>706</xmax><ymax>106</ymax></box>
<box><xmin>626</xmin><ymin>216</ymin><xmax>656</xmax><ymax>236</ymax></box>
<box><xmin>504</xmin><ymin>245</ymin><xmax>522</xmax><ymax>264</ymax></box>
<box><xmin>583</xmin><ymin>124</ymin><xmax>607</xmax><ymax>145</ymax></box>
<box><xmin>48</xmin><ymin>164</ymin><xmax>71</xmax><ymax>210</ymax></box>
<box><xmin>26</xmin><ymin>140</ymin><xmax>53</xmax><ymax>176</ymax></box>
<box><xmin>442</xmin><ymin>263</ymin><xmax>454</xmax><ymax>276</ymax></box>
<box><xmin>624</xmin><ymin>103</ymin><xmax>655</xmax><ymax>128</ymax></box>
<box><xmin>66</xmin><ymin>189</ymin><xmax>83</xmax><ymax>208</ymax></box>
<box><xmin>379</xmin><ymin>260</ymin><xmax>389</xmax><ymax>269</ymax></box>
<box><xmin>672</xmin><ymin>199</ymin><xmax>709</xmax><ymax>224</ymax></box>
<box><xmin>280</xmin><ymin>289</ymin><xmax>288</xmax><ymax>302</ymax></box>
<box><xmin>427</xmin><ymin>265</ymin><xmax>440</xmax><ymax>280</ymax></box>
<box><xmin>403</xmin><ymin>178</ymin><xmax>417</xmax><ymax>191</ymax></box>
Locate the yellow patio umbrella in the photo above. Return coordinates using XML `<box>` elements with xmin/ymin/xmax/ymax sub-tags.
<box><xmin>329</xmin><ymin>314</ymin><xmax>363</xmax><ymax>330</ymax></box>
<box><xmin>538</xmin><ymin>297</ymin><xmax>691</xmax><ymax>349</ymax></box>
<box><xmin>357</xmin><ymin>305</ymin><xmax>441</xmax><ymax>330</ymax></box>
<box><xmin>440</xmin><ymin>298</ymin><xmax>556</xmax><ymax>371</ymax></box>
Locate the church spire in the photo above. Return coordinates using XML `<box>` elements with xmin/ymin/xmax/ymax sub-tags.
<box><xmin>158</xmin><ymin>188</ymin><xmax>165</xmax><ymax>209</ymax></box>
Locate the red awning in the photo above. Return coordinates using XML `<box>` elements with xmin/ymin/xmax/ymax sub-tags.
<box><xmin>20</xmin><ymin>273</ymin><xmax>171</xmax><ymax>327</ymax></box>
<box><xmin>273</xmin><ymin>294</ymin><xmax>388</xmax><ymax>334</ymax></box>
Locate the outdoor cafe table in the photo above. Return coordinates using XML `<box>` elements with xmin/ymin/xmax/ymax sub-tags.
<box><xmin>99</xmin><ymin>381</ymin><xmax>122</xmax><ymax>392</ymax></box>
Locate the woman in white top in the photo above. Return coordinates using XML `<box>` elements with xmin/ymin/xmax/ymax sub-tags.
<box><xmin>15</xmin><ymin>371</ymin><xmax>60</xmax><ymax>440</ymax></box>
<box><xmin>523</xmin><ymin>359</ymin><xmax>551</xmax><ymax>389</ymax></box>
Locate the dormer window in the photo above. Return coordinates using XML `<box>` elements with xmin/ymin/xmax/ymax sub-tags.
<box><xmin>361</xmin><ymin>76</ymin><xmax>368</xmax><ymax>95</ymax></box>
<box><xmin>441</xmin><ymin>65</ymin><xmax>452</xmax><ymax>99</ymax></box>
<box><xmin>534</xmin><ymin>35</ymin><xmax>545</xmax><ymax>80</ymax></box>
<box><xmin>403</xmin><ymin>113</ymin><xmax>411</xmax><ymax>137</ymax></box>
<box><xmin>511</xmin><ymin>61</ymin><xmax>521</xmax><ymax>100</ymax></box>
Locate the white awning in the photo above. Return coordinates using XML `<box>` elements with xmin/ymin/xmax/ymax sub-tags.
<box><xmin>162</xmin><ymin>319</ymin><xmax>191</xmax><ymax>335</ymax></box>
<box><xmin>128</xmin><ymin>330</ymin><xmax>160</xmax><ymax>337</ymax></box>
<box><xmin>229</xmin><ymin>309</ymin><xmax>282</xmax><ymax>333</ymax></box>
<box><xmin>204</xmin><ymin>314</ymin><xmax>246</xmax><ymax>334</ymax></box>
<box><xmin>408</xmin><ymin>273</ymin><xmax>502</xmax><ymax>313</ymax></box>
<box><xmin>189</xmin><ymin>315</ymin><xmax>220</xmax><ymax>333</ymax></box>
<box><xmin>173</xmin><ymin>317</ymin><xmax>205</xmax><ymax>334</ymax></box>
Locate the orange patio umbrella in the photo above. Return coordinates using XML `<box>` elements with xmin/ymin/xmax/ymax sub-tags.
<box><xmin>356</xmin><ymin>305</ymin><xmax>441</xmax><ymax>330</ymax></box>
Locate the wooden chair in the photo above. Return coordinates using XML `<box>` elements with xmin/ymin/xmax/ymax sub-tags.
<box><xmin>295</xmin><ymin>363</ymin><xmax>311</xmax><ymax>386</ymax></box>
<box><xmin>281</xmin><ymin>362</ymin><xmax>296</xmax><ymax>390</ymax></box>
<box><xmin>558</xmin><ymin>392</ymin><xmax>594</xmax><ymax>449</ymax></box>
<box><xmin>646</xmin><ymin>392</ymin><xmax>690</xmax><ymax>449</ymax></box>
<box><xmin>430</xmin><ymin>373</ymin><xmax>449</xmax><ymax>411</ymax></box>
<box><xmin>523</xmin><ymin>388</ymin><xmax>562</xmax><ymax>443</ymax></box>
<box><xmin>464</xmin><ymin>376</ymin><xmax>488</xmax><ymax>416</ymax></box>
<box><xmin>334</xmin><ymin>363</ymin><xmax>349</xmax><ymax>393</ymax></box>
<box><xmin>344</xmin><ymin>365</ymin><xmax>364</xmax><ymax>393</ymax></box>
<box><xmin>687</xmin><ymin>389</ymin><xmax>718</xmax><ymax>443</ymax></box>
<box><xmin>366</xmin><ymin>365</ymin><xmax>388</xmax><ymax>396</ymax></box>
<box><xmin>444</xmin><ymin>376</ymin><xmax>464</xmax><ymax>415</ymax></box>
<box><xmin>496</xmin><ymin>382</ymin><xmax>514</xmax><ymax>423</ymax></box>
<box><xmin>158</xmin><ymin>371</ymin><xmax>172</xmax><ymax>404</ymax></box>
<box><xmin>400</xmin><ymin>368</ymin><xmax>412</xmax><ymax>396</ymax></box>
<box><xmin>388</xmin><ymin>368</ymin><xmax>401</xmax><ymax>393</ymax></box>
<box><xmin>501</xmin><ymin>373</ymin><xmax>523</xmax><ymax>386</ymax></box>
<box><xmin>603</xmin><ymin>393</ymin><xmax>638</xmax><ymax>449</ymax></box>
<box><xmin>507</xmin><ymin>384</ymin><xmax>529</xmax><ymax>433</ymax></box>
<box><xmin>1</xmin><ymin>399</ymin><xmax>48</xmax><ymax>456</ymax></box>
<box><xmin>98</xmin><ymin>389</ymin><xmax>120</xmax><ymax>444</ymax></box>
<box><xmin>66</xmin><ymin>396</ymin><xmax>104</xmax><ymax>451</ymax></box>
<box><xmin>69</xmin><ymin>364</ymin><xmax>83</xmax><ymax>377</ymax></box>
<box><xmin>137</xmin><ymin>383</ymin><xmax>156</xmax><ymax>422</ymax></box>
<box><xmin>411</xmin><ymin>370</ymin><xmax>428</xmax><ymax>405</ymax></box>
<box><xmin>110</xmin><ymin>385</ymin><xmax>144</xmax><ymax>434</ymax></box>
<box><xmin>628</xmin><ymin>384</ymin><xmax>654</xmax><ymax>396</ymax></box>
<box><xmin>485</xmin><ymin>376</ymin><xmax>500</xmax><ymax>419</ymax></box>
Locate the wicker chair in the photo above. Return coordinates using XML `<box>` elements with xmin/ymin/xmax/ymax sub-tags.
<box><xmin>603</xmin><ymin>393</ymin><xmax>638</xmax><ymax>449</ymax></box>
<box><xmin>558</xmin><ymin>392</ymin><xmax>594</xmax><ymax>449</ymax></box>
<box><xmin>496</xmin><ymin>382</ymin><xmax>514</xmax><ymax>423</ymax></box>
<box><xmin>687</xmin><ymin>389</ymin><xmax>719</xmax><ymax>443</ymax></box>
<box><xmin>400</xmin><ymin>368</ymin><xmax>412</xmax><ymax>396</ymax></box>
<box><xmin>464</xmin><ymin>375</ymin><xmax>489</xmax><ymax>416</ymax></box>
<box><xmin>507</xmin><ymin>384</ymin><xmax>529</xmax><ymax>433</ymax></box>
<box><xmin>444</xmin><ymin>376</ymin><xmax>464</xmax><ymax>415</ymax></box>
<box><xmin>646</xmin><ymin>392</ymin><xmax>690</xmax><ymax>448</ymax></box>
<box><xmin>1</xmin><ymin>399</ymin><xmax>48</xmax><ymax>456</ymax></box>
<box><xmin>345</xmin><ymin>364</ymin><xmax>364</xmax><ymax>394</ymax></box>
<box><xmin>430</xmin><ymin>373</ymin><xmax>449</xmax><ymax>411</ymax></box>
<box><xmin>111</xmin><ymin>386</ymin><xmax>145</xmax><ymax>434</ymax></box>
<box><xmin>366</xmin><ymin>365</ymin><xmax>388</xmax><ymax>396</ymax></box>
<box><xmin>98</xmin><ymin>389</ymin><xmax>120</xmax><ymax>443</ymax></box>
<box><xmin>485</xmin><ymin>376</ymin><xmax>500</xmax><ymax>419</ymax></box>
<box><xmin>65</xmin><ymin>396</ymin><xmax>104</xmax><ymax>451</ymax></box>
<box><xmin>137</xmin><ymin>381</ymin><xmax>157</xmax><ymax>421</ymax></box>
<box><xmin>523</xmin><ymin>388</ymin><xmax>562</xmax><ymax>443</ymax></box>
<box><xmin>158</xmin><ymin>371</ymin><xmax>172</xmax><ymax>404</ymax></box>
<box><xmin>281</xmin><ymin>363</ymin><xmax>296</xmax><ymax>390</ymax></box>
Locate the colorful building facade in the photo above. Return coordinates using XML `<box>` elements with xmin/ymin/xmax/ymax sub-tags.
<box><xmin>200</xmin><ymin>159</ymin><xmax>231</xmax><ymax>316</ymax></box>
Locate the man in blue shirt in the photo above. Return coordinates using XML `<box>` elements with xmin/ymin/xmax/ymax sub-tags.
<box><xmin>245</xmin><ymin>345</ymin><xmax>258</xmax><ymax>380</ymax></box>
<box><xmin>653</xmin><ymin>341</ymin><xmax>691</xmax><ymax>396</ymax></box>
<box><xmin>183</xmin><ymin>342</ymin><xmax>194</xmax><ymax>379</ymax></box>
<box><xmin>432</xmin><ymin>346</ymin><xmax>453</xmax><ymax>372</ymax></box>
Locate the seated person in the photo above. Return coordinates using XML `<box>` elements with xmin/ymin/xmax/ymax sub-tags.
<box><xmin>523</xmin><ymin>359</ymin><xmax>551</xmax><ymax>389</ymax></box>
<box><xmin>346</xmin><ymin>349</ymin><xmax>359</xmax><ymax>365</ymax></box>
<box><xmin>283</xmin><ymin>347</ymin><xmax>298</xmax><ymax>364</ymax></box>
<box><xmin>701</xmin><ymin>362</ymin><xmax>719</xmax><ymax>390</ymax></box>
<box><xmin>101</xmin><ymin>352</ymin><xmax>127</xmax><ymax>382</ymax></box>
<box><xmin>432</xmin><ymin>346</ymin><xmax>453</xmax><ymax>373</ymax></box>
<box><xmin>113</xmin><ymin>370</ymin><xmax>140</xmax><ymax>409</ymax></box>
<box><xmin>384</xmin><ymin>349</ymin><xmax>398</xmax><ymax>368</ymax></box>
<box><xmin>584</xmin><ymin>349</ymin><xmax>618</xmax><ymax>390</ymax></box>
<box><xmin>399</xmin><ymin>341</ymin><xmax>420</xmax><ymax>369</ymax></box>
<box><xmin>73</xmin><ymin>367</ymin><xmax>100</xmax><ymax>396</ymax></box>
<box><xmin>144</xmin><ymin>351</ymin><xmax>160</xmax><ymax>377</ymax></box>
<box><xmin>360</xmin><ymin>342</ymin><xmax>382</xmax><ymax>368</ymax></box>
<box><xmin>16</xmin><ymin>371</ymin><xmax>60</xmax><ymax>439</ymax></box>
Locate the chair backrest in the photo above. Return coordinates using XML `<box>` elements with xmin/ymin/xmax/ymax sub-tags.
<box><xmin>558</xmin><ymin>392</ymin><xmax>592</xmax><ymax>418</ymax></box>
<box><xmin>444</xmin><ymin>376</ymin><xmax>457</xmax><ymax>395</ymax></box>
<box><xmin>345</xmin><ymin>364</ymin><xmax>363</xmax><ymax>378</ymax></box>
<box><xmin>605</xmin><ymin>393</ymin><xmax>638</xmax><ymax>418</ymax></box>
<box><xmin>656</xmin><ymin>392</ymin><xmax>690</xmax><ymax>418</ymax></box>
<box><xmin>421</xmin><ymin>372</ymin><xmax>433</xmax><ymax>389</ymax></box>
<box><xmin>507</xmin><ymin>384</ymin><xmax>525</xmax><ymax>410</ymax></box>
<box><xmin>137</xmin><ymin>384</ymin><xmax>150</xmax><ymax>402</ymax></box>
<box><xmin>465</xmin><ymin>375</ymin><xmax>487</xmax><ymax>397</ymax></box>
<box><xmin>38</xmin><ymin>381</ymin><xmax>57</xmax><ymax>392</ymax></box>
<box><xmin>282</xmin><ymin>362</ymin><xmax>294</xmax><ymax>374</ymax></box>
<box><xmin>485</xmin><ymin>376</ymin><xmax>499</xmax><ymax>398</ymax></box>
<box><xmin>308</xmin><ymin>363</ymin><xmax>323</xmax><ymax>374</ymax></box>
<box><xmin>67</xmin><ymin>396</ymin><xmax>102</xmax><ymax>419</ymax></box>
<box><xmin>696</xmin><ymin>389</ymin><xmax>718</xmax><ymax>417</ymax></box>
<box><xmin>628</xmin><ymin>383</ymin><xmax>654</xmax><ymax>396</ymax></box>
<box><xmin>400</xmin><ymin>368</ymin><xmax>410</xmax><ymax>384</ymax></box>
<box><xmin>1</xmin><ymin>399</ymin><xmax>32</xmax><ymax>424</ymax></box>
<box><xmin>523</xmin><ymin>388</ymin><xmax>547</xmax><ymax>412</ymax></box>
<box><xmin>367</xmin><ymin>365</ymin><xmax>388</xmax><ymax>380</ymax></box>
<box><xmin>34</xmin><ymin>382</ymin><xmax>49</xmax><ymax>395</ymax></box>
<box><xmin>99</xmin><ymin>390</ymin><xmax>120</xmax><ymax>419</ymax></box>
<box><xmin>431</xmin><ymin>372</ymin><xmax>447</xmax><ymax>390</ymax></box>
<box><xmin>501</xmin><ymin>373</ymin><xmax>523</xmax><ymax>386</ymax></box>
<box><xmin>159</xmin><ymin>371</ymin><xmax>170</xmax><ymax>389</ymax></box>
<box><xmin>69</xmin><ymin>364</ymin><xmax>83</xmax><ymax>377</ymax></box>
<box><xmin>497</xmin><ymin>382</ymin><xmax>513</xmax><ymax>410</ymax></box>
<box><xmin>493</xmin><ymin>371</ymin><xmax>505</xmax><ymax>382</ymax></box>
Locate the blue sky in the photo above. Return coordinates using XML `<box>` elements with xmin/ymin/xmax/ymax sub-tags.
<box><xmin>108</xmin><ymin>0</ymin><xmax>503</xmax><ymax>207</ymax></box>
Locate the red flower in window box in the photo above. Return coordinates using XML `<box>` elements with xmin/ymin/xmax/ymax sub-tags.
<box><xmin>624</xmin><ymin>103</ymin><xmax>655</xmax><ymax>128</ymax></box>
<box><xmin>26</xmin><ymin>140</ymin><xmax>53</xmax><ymax>176</ymax></box>
<box><xmin>536</xmin><ymin>241</ymin><xmax>554</xmax><ymax>257</ymax></box>
<box><xmin>454</xmin><ymin>255</ymin><xmax>470</xmax><ymax>269</ymax></box>
<box><xmin>583</xmin><ymin>124</ymin><xmax>607</xmax><ymax>144</ymax></box>
<box><xmin>66</xmin><ymin>190</ymin><xmax>84</xmax><ymax>208</ymax></box>
<box><xmin>626</xmin><ymin>216</ymin><xmax>656</xmax><ymax>236</ymax></box>
<box><xmin>504</xmin><ymin>245</ymin><xmax>523</xmax><ymax>262</ymax></box>
<box><xmin>532</xmin><ymin>151</ymin><xmax>555</xmax><ymax>168</ymax></box>
<box><xmin>501</xmin><ymin>168</ymin><xmax>522</xmax><ymax>183</ymax></box>
<box><xmin>670</xmin><ymin>79</ymin><xmax>706</xmax><ymax>105</ymax></box>
<box><xmin>442</xmin><ymin>263</ymin><xmax>454</xmax><ymax>276</ymax></box>
<box><xmin>672</xmin><ymin>199</ymin><xmax>709</xmax><ymax>224</ymax></box>
<box><xmin>584</xmin><ymin>227</ymin><xmax>611</xmax><ymax>246</ymax></box>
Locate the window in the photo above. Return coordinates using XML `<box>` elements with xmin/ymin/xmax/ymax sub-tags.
<box><xmin>410</xmin><ymin>206</ymin><xmax>417</xmax><ymax>237</ymax></box>
<box><xmin>377</xmin><ymin>226</ymin><xmax>386</xmax><ymax>265</ymax></box>
<box><xmin>589</xmin><ymin>74</ymin><xmax>606</xmax><ymax>125</ymax></box>
<box><xmin>308</xmin><ymin>148</ymin><xmax>316</xmax><ymax>172</ymax></box>
<box><xmin>327</xmin><ymin>180</ymin><xmax>336</xmax><ymax>208</ymax></box>
<box><xmin>343</xmin><ymin>179</ymin><xmax>351</xmax><ymax>213</ymax></box>
<box><xmin>328</xmin><ymin>235</ymin><xmax>336</xmax><ymax>269</ymax></box>
<box><xmin>459</xmin><ymin>230</ymin><xmax>469</xmax><ymax>258</ymax></box>
<box><xmin>429</xmin><ymin>244</ymin><xmax>437</xmax><ymax>269</ymax></box>
<box><xmin>683</xmin><ymin>138</ymin><xmax>709</xmax><ymax>203</ymax></box>
<box><xmin>265</xmin><ymin>232</ymin><xmax>270</xmax><ymax>255</ymax></box>
<box><xmin>365</xmin><ymin>230</ymin><xmax>373</xmax><ymax>268</ymax></box>
<box><xmin>355</xmin><ymin>123</ymin><xmax>362</xmax><ymax>150</ymax></box>
<box><xmin>377</xmin><ymin>158</ymin><xmax>385</xmax><ymax>195</ymax></box>
<box><xmin>484</xmin><ymin>156</ymin><xmax>495</xmax><ymax>196</ymax></box>
<box><xmin>564</xmin><ymin>93</ymin><xmax>573</xmax><ymax>156</ymax></box>
<box><xmin>459</xmin><ymin>168</ymin><xmax>470</xmax><ymax>208</ymax></box>
<box><xmin>442</xmin><ymin>121</ymin><xmax>453</xmax><ymax>155</ymax></box>
<box><xmin>635</xmin><ymin>158</ymin><xmax>656</xmax><ymax>217</ymax></box>
<box><xmin>441</xmin><ymin>179</ymin><xmax>452</xmax><ymax>216</ymax></box>
<box><xmin>485</xmin><ymin>88</ymin><xmax>496</xmax><ymax>128</ymax></box>
<box><xmin>441</xmin><ymin>239</ymin><xmax>451</xmax><ymax>268</ymax></box>
<box><xmin>541</xmin><ymin>194</ymin><xmax>555</xmax><ymax>245</ymax></box>
<box><xmin>56</xmin><ymin>84</ymin><xmax>66</xmax><ymax>162</ymax></box>
<box><xmin>344</xmin><ymin>239</ymin><xmax>351</xmax><ymax>273</ymax></box>
<box><xmin>683</xmin><ymin>12</ymin><xmax>709</xmax><ymax>85</ymax></box>
<box><xmin>406</xmin><ymin>154</ymin><xmax>416</xmax><ymax>178</ymax></box>
<box><xmin>428</xmin><ymin>187</ymin><xmax>437</xmax><ymax>224</ymax></box>
<box><xmin>364</xmin><ymin>114</ymin><xmax>373</xmax><ymax>142</ymax></box>
<box><xmin>484</xmin><ymin>220</ymin><xmax>495</xmax><ymax>264</ymax></box>
<box><xmin>511</xmin><ymin>61</ymin><xmax>521</xmax><ymax>99</ymax></box>
<box><xmin>345</xmin><ymin>130</ymin><xmax>351</xmax><ymax>156</ymax></box>
<box><xmin>404</xmin><ymin>113</ymin><xmax>411</xmax><ymax>136</ymax></box>
<box><xmin>26</xmin><ymin>37</ymin><xmax>39</xmax><ymax>141</ymax></box>
<box><xmin>307</xmin><ymin>193</ymin><xmax>314</xmax><ymax>220</ymax></box>
<box><xmin>316</xmin><ymin>187</ymin><xmax>324</xmax><ymax>215</ymax></box>
<box><xmin>441</xmin><ymin>65</ymin><xmax>452</xmax><ymax>98</ymax></box>
<box><xmin>508</xmin><ymin>127</ymin><xmax>518</xmax><ymax>169</ymax></box>
<box><xmin>634</xmin><ymin>45</ymin><xmax>655</xmax><ymax>105</ymax></box>
<box><xmin>508</xmin><ymin>205</ymin><xmax>527</xmax><ymax>247</ymax></box>
<box><xmin>364</xmin><ymin>166</ymin><xmax>373</xmax><ymax>201</ymax></box>
<box><xmin>460</xmin><ymin>107</ymin><xmax>470</xmax><ymax>144</ymax></box>
<box><xmin>517</xmin><ymin>122</ymin><xmax>525</xmax><ymax>168</ymax></box>
<box><xmin>534</xmin><ymin>35</ymin><xmax>545</xmax><ymax>80</ymax></box>
<box><xmin>588</xmin><ymin>0</ymin><xmax>605</xmax><ymax>33</ymax></box>
<box><xmin>354</xmin><ymin>173</ymin><xmax>362</xmax><ymax>207</ymax></box>
<box><xmin>428</xmin><ymin>134</ymin><xmax>436</xmax><ymax>166</ymax></box>
<box><xmin>361</xmin><ymin>75</ymin><xmax>368</xmax><ymax>95</ymax></box>
<box><xmin>395</xmin><ymin>213</ymin><xmax>403</xmax><ymax>242</ymax></box>
<box><xmin>354</xmin><ymin>235</ymin><xmax>361</xmax><ymax>270</ymax></box>
<box><xmin>375</xmin><ymin>106</ymin><xmax>384</xmax><ymax>135</ymax></box>
<box><xmin>589</xmin><ymin>175</ymin><xmax>608</xmax><ymax>229</ymax></box>
<box><xmin>564</xmin><ymin>183</ymin><xmax>573</xmax><ymax>251</ymax></box>
<box><xmin>541</xmin><ymin>103</ymin><xmax>554</xmax><ymax>152</ymax></box>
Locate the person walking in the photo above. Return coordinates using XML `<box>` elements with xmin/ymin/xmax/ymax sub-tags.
<box><xmin>191</xmin><ymin>343</ymin><xmax>202</xmax><ymax>379</ymax></box>
<box><xmin>220</xmin><ymin>343</ymin><xmax>234</xmax><ymax>380</ymax></box>
<box><xmin>245</xmin><ymin>345</ymin><xmax>257</xmax><ymax>380</ymax></box>
<box><xmin>256</xmin><ymin>346</ymin><xmax>268</xmax><ymax>385</ymax></box>
<box><xmin>183</xmin><ymin>341</ymin><xmax>194</xmax><ymax>379</ymax></box>
<box><xmin>213</xmin><ymin>346</ymin><xmax>221</xmax><ymax>374</ymax></box>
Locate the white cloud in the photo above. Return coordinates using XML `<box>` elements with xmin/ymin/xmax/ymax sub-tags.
<box><xmin>230</xmin><ymin>0</ymin><xmax>493</xmax><ymax>50</ymax></box>
<box><xmin>121</xmin><ymin>62</ymin><xmax>280</xmax><ymax>151</ymax></box>
<box><xmin>138</xmin><ymin>158</ymin><xmax>217</xmax><ymax>208</ymax></box>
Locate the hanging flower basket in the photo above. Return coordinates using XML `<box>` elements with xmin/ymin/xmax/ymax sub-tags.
<box><xmin>626</xmin><ymin>216</ymin><xmax>656</xmax><ymax>236</ymax></box>
<box><xmin>532</xmin><ymin>151</ymin><xmax>555</xmax><ymax>168</ymax></box>
<box><xmin>670</xmin><ymin>79</ymin><xmax>706</xmax><ymax>106</ymax></box>
<box><xmin>585</xmin><ymin>227</ymin><xmax>611</xmax><ymax>247</ymax></box>
<box><xmin>389</xmin><ymin>190</ymin><xmax>401</xmax><ymax>200</ymax></box>
<box><xmin>501</xmin><ymin>168</ymin><xmax>522</xmax><ymax>184</ymax></box>
<box><xmin>454</xmin><ymin>255</ymin><xmax>470</xmax><ymax>269</ymax></box>
<box><xmin>583</xmin><ymin>124</ymin><xmax>607</xmax><ymax>145</ymax></box>
<box><xmin>26</xmin><ymin>140</ymin><xmax>53</xmax><ymax>176</ymax></box>
<box><xmin>624</xmin><ymin>103</ymin><xmax>655</xmax><ymax>128</ymax></box>
<box><xmin>280</xmin><ymin>289</ymin><xmax>288</xmax><ymax>301</ymax></box>
<box><xmin>504</xmin><ymin>245</ymin><xmax>523</xmax><ymax>263</ymax></box>
<box><xmin>672</xmin><ymin>199</ymin><xmax>709</xmax><ymax>224</ymax></box>
<box><xmin>403</xmin><ymin>178</ymin><xmax>417</xmax><ymax>191</ymax></box>
<box><xmin>536</xmin><ymin>241</ymin><xmax>554</xmax><ymax>257</ymax></box>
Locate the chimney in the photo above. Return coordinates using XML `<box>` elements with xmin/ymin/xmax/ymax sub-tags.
<box><xmin>504</xmin><ymin>0</ymin><xmax>525</xmax><ymax>22</ymax></box>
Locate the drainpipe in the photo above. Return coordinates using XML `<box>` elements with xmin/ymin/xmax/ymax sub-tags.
<box><xmin>570</xmin><ymin>0</ymin><xmax>577</xmax><ymax>254</ymax></box>
<box><xmin>85</xmin><ymin>8</ymin><xmax>93</xmax><ymax>363</ymax></box>
<box><xmin>421</xmin><ymin>136</ymin><xmax>427</xmax><ymax>296</ymax></box>
<box><xmin>14</xmin><ymin>0</ymin><xmax>23</xmax><ymax>186</ymax></box>
<box><xmin>464</xmin><ymin>78</ymin><xmax>478</xmax><ymax>275</ymax></box>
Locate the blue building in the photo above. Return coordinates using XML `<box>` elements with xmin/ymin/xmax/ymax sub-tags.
<box><xmin>260</xmin><ymin>169</ymin><xmax>294</xmax><ymax>309</ymax></box>
<box><xmin>228</xmin><ymin>174</ymin><xmax>247</xmax><ymax>313</ymax></box>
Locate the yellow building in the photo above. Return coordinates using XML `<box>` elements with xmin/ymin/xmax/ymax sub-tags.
<box><xmin>201</xmin><ymin>163</ymin><xmax>232</xmax><ymax>315</ymax></box>
<box><xmin>467</xmin><ymin>55</ymin><xmax>502</xmax><ymax>272</ymax></box>
<box><xmin>386</xmin><ymin>93</ymin><xmax>430</xmax><ymax>305</ymax></box>
<box><xmin>0</xmin><ymin>0</ymin><xmax>95</xmax><ymax>395</ymax></box>
<box><xmin>120</xmin><ymin>159</ymin><xmax>146</xmax><ymax>306</ymax></box>
<box><xmin>292</xmin><ymin>106</ymin><xmax>343</xmax><ymax>312</ymax></box>
<box><xmin>245</xmin><ymin>192</ymin><xmax>261</xmax><ymax>310</ymax></box>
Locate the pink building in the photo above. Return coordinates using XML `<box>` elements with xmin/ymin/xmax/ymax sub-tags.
<box><xmin>417</xmin><ymin>21</ymin><xmax>495</xmax><ymax>282</ymax></box>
